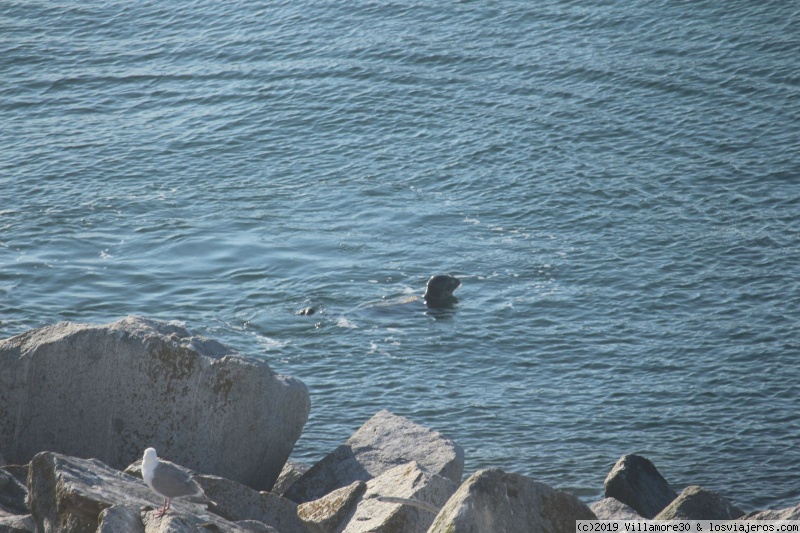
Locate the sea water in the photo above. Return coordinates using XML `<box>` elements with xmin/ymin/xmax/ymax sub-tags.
<box><xmin>2</xmin><ymin>0</ymin><xmax>799</xmax><ymax>510</ymax></box>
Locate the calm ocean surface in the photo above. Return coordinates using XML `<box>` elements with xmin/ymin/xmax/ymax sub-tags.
<box><xmin>2</xmin><ymin>0</ymin><xmax>799</xmax><ymax>510</ymax></box>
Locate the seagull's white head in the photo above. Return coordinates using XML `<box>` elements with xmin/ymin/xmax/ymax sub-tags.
<box><xmin>143</xmin><ymin>448</ymin><xmax>158</xmax><ymax>470</ymax></box>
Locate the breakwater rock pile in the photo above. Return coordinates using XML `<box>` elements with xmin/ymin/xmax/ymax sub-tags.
<box><xmin>0</xmin><ymin>318</ymin><xmax>797</xmax><ymax>532</ymax></box>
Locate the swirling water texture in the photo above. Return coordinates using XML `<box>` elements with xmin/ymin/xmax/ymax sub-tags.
<box><xmin>1</xmin><ymin>0</ymin><xmax>799</xmax><ymax>509</ymax></box>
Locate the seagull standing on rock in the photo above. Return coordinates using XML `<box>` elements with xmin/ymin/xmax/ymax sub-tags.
<box><xmin>141</xmin><ymin>447</ymin><xmax>215</xmax><ymax>518</ymax></box>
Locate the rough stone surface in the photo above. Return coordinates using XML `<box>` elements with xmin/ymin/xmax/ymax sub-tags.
<box><xmin>654</xmin><ymin>485</ymin><xmax>744</xmax><ymax>520</ymax></box>
<box><xmin>26</xmin><ymin>451</ymin><xmax>261</xmax><ymax>533</ymax></box>
<box><xmin>284</xmin><ymin>410</ymin><xmax>464</xmax><ymax>503</ymax></box>
<box><xmin>273</xmin><ymin>461</ymin><xmax>311</xmax><ymax>497</ymax></box>
<box><xmin>235</xmin><ymin>521</ymin><xmax>280</xmax><ymax>533</ymax></box>
<box><xmin>428</xmin><ymin>468</ymin><xmax>596</xmax><ymax>533</ymax></box>
<box><xmin>0</xmin><ymin>512</ymin><xmax>35</xmax><ymax>533</ymax></box>
<box><xmin>97</xmin><ymin>504</ymin><xmax>146</xmax><ymax>533</ymax></box>
<box><xmin>298</xmin><ymin>481</ymin><xmax>367</xmax><ymax>533</ymax></box>
<box><xmin>342</xmin><ymin>461</ymin><xmax>457</xmax><ymax>533</ymax></box>
<box><xmin>1</xmin><ymin>467</ymin><xmax>26</xmax><ymax>488</ymax></box>
<box><xmin>0</xmin><ymin>468</ymin><xmax>27</xmax><ymax>515</ymax></box>
<box><xmin>0</xmin><ymin>317</ymin><xmax>310</xmax><ymax>490</ymax></box>
<box><xmin>741</xmin><ymin>503</ymin><xmax>800</xmax><ymax>520</ymax></box>
<box><xmin>27</xmin><ymin>451</ymin><xmax>155</xmax><ymax>533</ymax></box>
<box><xmin>591</xmin><ymin>498</ymin><xmax>647</xmax><ymax>521</ymax></box>
<box><xmin>140</xmin><ymin>510</ymin><xmax>264</xmax><ymax>533</ymax></box>
<box><xmin>193</xmin><ymin>474</ymin><xmax>310</xmax><ymax>533</ymax></box>
<box><xmin>603</xmin><ymin>454</ymin><xmax>676</xmax><ymax>519</ymax></box>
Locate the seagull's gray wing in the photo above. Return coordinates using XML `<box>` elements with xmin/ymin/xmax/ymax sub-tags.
<box><xmin>151</xmin><ymin>462</ymin><xmax>203</xmax><ymax>499</ymax></box>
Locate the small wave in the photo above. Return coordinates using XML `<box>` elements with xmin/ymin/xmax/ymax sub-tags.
<box><xmin>336</xmin><ymin>317</ymin><xmax>358</xmax><ymax>329</ymax></box>
<box><xmin>252</xmin><ymin>333</ymin><xmax>290</xmax><ymax>350</ymax></box>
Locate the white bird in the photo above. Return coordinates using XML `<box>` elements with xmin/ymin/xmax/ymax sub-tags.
<box><xmin>141</xmin><ymin>447</ymin><xmax>215</xmax><ymax>517</ymax></box>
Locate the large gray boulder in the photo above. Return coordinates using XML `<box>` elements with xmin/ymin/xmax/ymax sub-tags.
<box><xmin>428</xmin><ymin>469</ymin><xmax>596</xmax><ymax>533</ymax></box>
<box><xmin>193</xmin><ymin>474</ymin><xmax>310</xmax><ymax>533</ymax></box>
<box><xmin>0</xmin><ymin>317</ymin><xmax>310</xmax><ymax>490</ymax></box>
<box><xmin>27</xmin><ymin>451</ymin><xmax>262</xmax><ymax>533</ymax></box>
<box><xmin>284</xmin><ymin>410</ymin><xmax>464</xmax><ymax>503</ymax></box>
<box><xmin>0</xmin><ymin>511</ymin><xmax>34</xmax><ymax>533</ymax></box>
<box><xmin>654</xmin><ymin>485</ymin><xmax>744</xmax><ymax>520</ymax></box>
<box><xmin>604</xmin><ymin>454</ymin><xmax>676</xmax><ymax>519</ymax></box>
<box><xmin>590</xmin><ymin>498</ymin><xmax>647</xmax><ymax>521</ymax></box>
<box><xmin>342</xmin><ymin>461</ymin><xmax>457</xmax><ymax>533</ymax></box>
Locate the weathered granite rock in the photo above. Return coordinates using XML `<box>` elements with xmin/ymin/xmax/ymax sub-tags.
<box><xmin>591</xmin><ymin>498</ymin><xmax>647</xmax><ymax>521</ymax></box>
<box><xmin>28</xmin><ymin>451</ymin><xmax>158</xmax><ymax>533</ymax></box>
<box><xmin>97</xmin><ymin>504</ymin><xmax>146</xmax><ymax>533</ymax></box>
<box><xmin>604</xmin><ymin>454</ymin><xmax>676</xmax><ymax>519</ymax></box>
<box><xmin>273</xmin><ymin>461</ymin><xmax>311</xmax><ymax>496</ymax></box>
<box><xmin>0</xmin><ymin>468</ymin><xmax>27</xmax><ymax>515</ymax></box>
<box><xmin>654</xmin><ymin>485</ymin><xmax>744</xmax><ymax>520</ymax></box>
<box><xmin>741</xmin><ymin>503</ymin><xmax>800</xmax><ymax>520</ymax></box>
<box><xmin>140</xmin><ymin>510</ymin><xmax>269</xmax><ymax>533</ymax></box>
<box><xmin>27</xmin><ymin>451</ymin><xmax>263</xmax><ymax>533</ymax></box>
<box><xmin>234</xmin><ymin>521</ymin><xmax>280</xmax><ymax>533</ymax></box>
<box><xmin>298</xmin><ymin>481</ymin><xmax>367</xmax><ymax>533</ymax></box>
<box><xmin>193</xmin><ymin>474</ymin><xmax>310</xmax><ymax>533</ymax></box>
<box><xmin>342</xmin><ymin>461</ymin><xmax>457</xmax><ymax>533</ymax></box>
<box><xmin>0</xmin><ymin>317</ymin><xmax>310</xmax><ymax>490</ymax></box>
<box><xmin>0</xmin><ymin>467</ymin><xmax>26</xmax><ymax>488</ymax></box>
<box><xmin>0</xmin><ymin>511</ymin><xmax>34</xmax><ymax>533</ymax></box>
<box><xmin>428</xmin><ymin>469</ymin><xmax>596</xmax><ymax>533</ymax></box>
<box><xmin>284</xmin><ymin>410</ymin><xmax>464</xmax><ymax>503</ymax></box>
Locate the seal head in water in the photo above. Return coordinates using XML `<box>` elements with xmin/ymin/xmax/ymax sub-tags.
<box><xmin>423</xmin><ymin>274</ymin><xmax>461</xmax><ymax>307</ymax></box>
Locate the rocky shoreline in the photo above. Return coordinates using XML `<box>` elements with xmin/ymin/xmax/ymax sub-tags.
<box><xmin>1</xmin><ymin>317</ymin><xmax>797</xmax><ymax>532</ymax></box>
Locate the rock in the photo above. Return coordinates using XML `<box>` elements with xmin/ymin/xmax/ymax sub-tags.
<box><xmin>603</xmin><ymin>454</ymin><xmax>676</xmax><ymax>519</ymax></box>
<box><xmin>0</xmin><ymin>512</ymin><xmax>34</xmax><ymax>533</ymax></box>
<box><xmin>741</xmin><ymin>503</ymin><xmax>800</xmax><ymax>520</ymax></box>
<box><xmin>0</xmin><ymin>468</ymin><xmax>27</xmax><ymax>515</ymax></box>
<box><xmin>235</xmin><ymin>520</ymin><xmax>280</xmax><ymax>533</ymax></box>
<box><xmin>297</xmin><ymin>462</ymin><xmax>457</xmax><ymax>533</ymax></box>
<box><xmin>193</xmin><ymin>474</ymin><xmax>310</xmax><ymax>533</ymax></box>
<box><xmin>298</xmin><ymin>481</ymin><xmax>367</xmax><ymax>533</ymax></box>
<box><xmin>140</xmin><ymin>510</ymin><xmax>261</xmax><ymax>533</ymax></box>
<box><xmin>591</xmin><ymin>498</ymin><xmax>647</xmax><ymax>521</ymax></box>
<box><xmin>97</xmin><ymin>504</ymin><xmax>146</xmax><ymax>533</ymax></box>
<box><xmin>27</xmin><ymin>451</ymin><xmax>262</xmax><ymax>533</ymax></box>
<box><xmin>284</xmin><ymin>410</ymin><xmax>464</xmax><ymax>503</ymax></box>
<box><xmin>0</xmin><ymin>317</ymin><xmax>310</xmax><ymax>490</ymax></box>
<box><xmin>27</xmin><ymin>451</ymin><xmax>158</xmax><ymax>533</ymax></box>
<box><xmin>272</xmin><ymin>461</ymin><xmax>311</xmax><ymax>497</ymax></box>
<box><xmin>428</xmin><ymin>469</ymin><xmax>596</xmax><ymax>533</ymax></box>
<box><xmin>654</xmin><ymin>485</ymin><xmax>744</xmax><ymax>520</ymax></box>
<box><xmin>341</xmin><ymin>462</ymin><xmax>457</xmax><ymax>533</ymax></box>
<box><xmin>1</xmin><ymin>467</ymin><xmax>26</xmax><ymax>488</ymax></box>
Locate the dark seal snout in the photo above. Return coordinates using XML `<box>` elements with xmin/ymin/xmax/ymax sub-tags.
<box><xmin>423</xmin><ymin>274</ymin><xmax>461</xmax><ymax>307</ymax></box>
